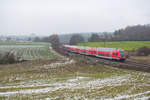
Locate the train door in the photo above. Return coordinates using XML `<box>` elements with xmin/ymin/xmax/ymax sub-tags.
<box><xmin>92</xmin><ymin>48</ymin><xmax>97</xmax><ymax>56</ymax></box>
<box><xmin>112</xmin><ymin>51</ymin><xmax>116</xmax><ymax>59</ymax></box>
<box><xmin>88</xmin><ymin>48</ymin><xmax>91</xmax><ymax>55</ymax></box>
<box><xmin>112</xmin><ymin>51</ymin><xmax>119</xmax><ymax>59</ymax></box>
<box><xmin>116</xmin><ymin>51</ymin><xmax>119</xmax><ymax>59</ymax></box>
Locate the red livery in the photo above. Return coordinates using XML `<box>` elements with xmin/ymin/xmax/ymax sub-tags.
<box><xmin>62</xmin><ymin>45</ymin><xmax>126</xmax><ymax>61</ymax></box>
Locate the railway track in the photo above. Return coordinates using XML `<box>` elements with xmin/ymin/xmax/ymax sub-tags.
<box><xmin>66</xmin><ymin>51</ymin><xmax>150</xmax><ymax>72</ymax></box>
<box><xmin>123</xmin><ymin>61</ymin><xmax>150</xmax><ymax>69</ymax></box>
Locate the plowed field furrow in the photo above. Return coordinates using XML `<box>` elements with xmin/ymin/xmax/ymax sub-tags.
<box><xmin>0</xmin><ymin>43</ymin><xmax>56</xmax><ymax>60</ymax></box>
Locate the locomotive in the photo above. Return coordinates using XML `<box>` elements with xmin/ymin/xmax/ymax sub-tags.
<box><xmin>62</xmin><ymin>45</ymin><xmax>126</xmax><ymax>61</ymax></box>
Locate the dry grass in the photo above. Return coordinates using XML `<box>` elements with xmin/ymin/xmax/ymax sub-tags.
<box><xmin>0</xmin><ymin>57</ymin><xmax>150</xmax><ymax>100</ymax></box>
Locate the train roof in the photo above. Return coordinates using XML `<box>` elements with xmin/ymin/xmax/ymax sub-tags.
<box><xmin>63</xmin><ymin>45</ymin><xmax>124</xmax><ymax>51</ymax></box>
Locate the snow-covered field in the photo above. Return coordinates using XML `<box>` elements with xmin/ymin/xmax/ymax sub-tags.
<box><xmin>0</xmin><ymin>43</ymin><xmax>56</xmax><ymax>60</ymax></box>
<box><xmin>0</xmin><ymin>59</ymin><xmax>150</xmax><ymax>100</ymax></box>
<box><xmin>0</xmin><ymin>73</ymin><xmax>150</xmax><ymax>99</ymax></box>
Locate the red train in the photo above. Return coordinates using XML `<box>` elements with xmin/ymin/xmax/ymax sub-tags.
<box><xmin>62</xmin><ymin>45</ymin><xmax>126</xmax><ymax>61</ymax></box>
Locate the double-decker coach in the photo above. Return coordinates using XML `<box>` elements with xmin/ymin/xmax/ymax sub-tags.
<box><xmin>62</xmin><ymin>45</ymin><xmax>126</xmax><ymax>61</ymax></box>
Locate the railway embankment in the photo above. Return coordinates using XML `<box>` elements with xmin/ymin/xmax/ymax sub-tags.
<box><xmin>65</xmin><ymin>51</ymin><xmax>150</xmax><ymax>73</ymax></box>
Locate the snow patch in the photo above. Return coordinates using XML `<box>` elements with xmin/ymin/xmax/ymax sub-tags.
<box><xmin>42</xmin><ymin>59</ymin><xmax>75</xmax><ymax>69</ymax></box>
<box><xmin>67</xmin><ymin>77</ymin><xmax>89</xmax><ymax>82</ymax></box>
<box><xmin>0</xmin><ymin>75</ymin><xmax>131</xmax><ymax>96</ymax></box>
<box><xmin>106</xmin><ymin>91</ymin><xmax>150</xmax><ymax>100</ymax></box>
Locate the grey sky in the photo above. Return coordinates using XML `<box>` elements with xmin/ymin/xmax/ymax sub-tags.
<box><xmin>0</xmin><ymin>0</ymin><xmax>150</xmax><ymax>35</ymax></box>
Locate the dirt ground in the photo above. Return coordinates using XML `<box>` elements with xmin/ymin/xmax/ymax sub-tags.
<box><xmin>127</xmin><ymin>55</ymin><xmax>150</xmax><ymax>64</ymax></box>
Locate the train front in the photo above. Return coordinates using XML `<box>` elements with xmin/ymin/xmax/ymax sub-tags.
<box><xmin>119</xmin><ymin>50</ymin><xmax>126</xmax><ymax>61</ymax></box>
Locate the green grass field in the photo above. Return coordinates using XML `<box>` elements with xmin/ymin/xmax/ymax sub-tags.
<box><xmin>77</xmin><ymin>41</ymin><xmax>150</xmax><ymax>51</ymax></box>
<box><xmin>0</xmin><ymin>42</ymin><xmax>57</xmax><ymax>60</ymax></box>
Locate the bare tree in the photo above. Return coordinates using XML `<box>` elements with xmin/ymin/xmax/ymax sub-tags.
<box><xmin>49</xmin><ymin>34</ymin><xmax>60</xmax><ymax>51</ymax></box>
<box><xmin>69</xmin><ymin>34</ymin><xmax>84</xmax><ymax>45</ymax></box>
<box><xmin>34</xmin><ymin>37</ymin><xmax>41</xmax><ymax>42</ymax></box>
<box><xmin>114</xmin><ymin>24</ymin><xmax>150</xmax><ymax>41</ymax></box>
<box><xmin>88</xmin><ymin>34</ymin><xmax>100</xmax><ymax>42</ymax></box>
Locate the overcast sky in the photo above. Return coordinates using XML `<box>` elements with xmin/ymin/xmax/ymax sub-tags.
<box><xmin>0</xmin><ymin>0</ymin><xmax>150</xmax><ymax>36</ymax></box>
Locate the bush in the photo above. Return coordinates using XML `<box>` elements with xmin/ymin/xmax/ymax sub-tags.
<box><xmin>136</xmin><ymin>46</ymin><xmax>150</xmax><ymax>56</ymax></box>
<box><xmin>0</xmin><ymin>52</ymin><xmax>20</xmax><ymax>64</ymax></box>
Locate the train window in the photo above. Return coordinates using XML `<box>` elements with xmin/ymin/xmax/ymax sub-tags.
<box><xmin>113</xmin><ymin>53</ymin><xmax>115</xmax><ymax>55</ymax></box>
<box><xmin>93</xmin><ymin>51</ymin><xmax>96</xmax><ymax>53</ymax></box>
<box><xmin>116</xmin><ymin>53</ymin><xmax>118</xmax><ymax>55</ymax></box>
<box><xmin>120</xmin><ymin>50</ymin><xmax>125</xmax><ymax>57</ymax></box>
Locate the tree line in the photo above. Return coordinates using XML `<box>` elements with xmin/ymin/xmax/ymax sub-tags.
<box><xmin>68</xmin><ymin>24</ymin><xmax>150</xmax><ymax>44</ymax></box>
<box><xmin>34</xmin><ymin>24</ymin><xmax>150</xmax><ymax>45</ymax></box>
<box><xmin>114</xmin><ymin>24</ymin><xmax>150</xmax><ymax>41</ymax></box>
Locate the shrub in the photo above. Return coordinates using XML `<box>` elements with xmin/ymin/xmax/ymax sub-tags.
<box><xmin>0</xmin><ymin>52</ymin><xmax>20</xmax><ymax>64</ymax></box>
<box><xmin>136</xmin><ymin>46</ymin><xmax>150</xmax><ymax>56</ymax></box>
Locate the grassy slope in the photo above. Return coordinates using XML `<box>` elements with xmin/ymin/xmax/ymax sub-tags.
<box><xmin>77</xmin><ymin>41</ymin><xmax>150</xmax><ymax>51</ymax></box>
<box><xmin>0</xmin><ymin>58</ymin><xmax>150</xmax><ymax>99</ymax></box>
